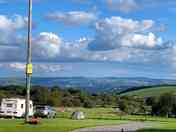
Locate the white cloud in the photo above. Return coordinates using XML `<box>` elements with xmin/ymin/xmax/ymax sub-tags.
<box><xmin>0</xmin><ymin>63</ymin><xmax>71</xmax><ymax>73</ymax></box>
<box><xmin>95</xmin><ymin>17</ymin><xmax>154</xmax><ymax>33</ymax></box>
<box><xmin>106</xmin><ymin>0</ymin><xmax>176</xmax><ymax>13</ymax></box>
<box><xmin>106</xmin><ymin>0</ymin><xmax>139</xmax><ymax>13</ymax></box>
<box><xmin>46</xmin><ymin>11</ymin><xmax>97</xmax><ymax>26</ymax></box>
<box><xmin>33</xmin><ymin>32</ymin><xmax>62</xmax><ymax>58</ymax></box>
<box><xmin>88</xmin><ymin>16</ymin><xmax>164</xmax><ymax>50</ymax></box>
<box><xmin>8</xmin><ymin>63</ymin><xmax>25</xmax><ymax>71</ymax></box>
<box><xmin>0</xmin><ymin>15</ymin><xmax>26</xmax><ymax>45</ymax></box>
<box><xmin>0</xmin><ymin>14</ymin><xmax>173</xmax><ymax>68</ymax></box>
<box><xmin>0</xmin><ymin>31</ymin><xmax>62</xmax><ymax>61</ymax></box>
<box><xmin>0</xmin><ymin>14</ymin><xmax>61</xmax><ymax>61</ymax></box>
<box><xmin>122</xmin><ymin>33</ymin><xmax>163</xmax><ymax>48</ymax></box>
<box><xmin>60</xmin><ymin>38</ymin><xmax>146</xmax><ymax>63</ymax></box>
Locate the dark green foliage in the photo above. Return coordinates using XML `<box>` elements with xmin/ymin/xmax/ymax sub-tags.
<box><xmin>145</xmin><ymin>93</ymin><xmax>176</xmax><ymax>117</ymax></box>
<box><xmin>0</xmin><ymin>85</ymin><xmax>119</xmax><ymax>108</ymax></box>
<box><xmin>118</xmin><ymin>96</ymin><xmax>148</xmax><ymax>115</ymax></box>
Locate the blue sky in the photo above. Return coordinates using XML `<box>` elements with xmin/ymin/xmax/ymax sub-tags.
<box><xmin>0</xmin><ymin>0</ymin><xmax>176</xmax><ymax>79</ymax></box>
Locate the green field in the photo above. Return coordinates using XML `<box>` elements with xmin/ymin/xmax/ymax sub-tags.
<box><xmin>138</xmin><ymin>121</ymin><xmax>176</xmax><ymax>132</ymax></box>
<box><xmin>121</xmin><ymin>86</ymin><xmax>176</xmax><ymax>97</ymax></box>
<box><xmin>0</xmin><ymin>108</ymin><xmax>176</xmax><ymax>132</ymax></box>
<box><xmin>0</xmin><ymin>108</ymin><xmax>127</xmax><ymax>132</ymax></box>
<box><xmin>0</xmin><ymin>118</ymin><xmax>127</xmax><ymax>132</ymax></box>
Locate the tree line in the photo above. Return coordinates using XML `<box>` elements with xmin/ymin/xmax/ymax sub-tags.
<box><xmin>0</xmin><ymin>85</ymin><xmax>118</xmax><ymax>108</ymax></box>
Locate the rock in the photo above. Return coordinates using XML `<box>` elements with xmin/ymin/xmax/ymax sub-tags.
<box><xmin>71</xmin><ymin>111</ymin><xmax>85</xmax><ymax>120</ymax></box>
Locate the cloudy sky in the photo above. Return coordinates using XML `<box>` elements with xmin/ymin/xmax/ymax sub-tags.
<box><xmin>0</xmin><ymin>0</ymin><xmax>176</xmax><ymax>78</ymax></box>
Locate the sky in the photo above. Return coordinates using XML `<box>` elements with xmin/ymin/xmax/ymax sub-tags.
<box><xmin>0</xmin><ymin>0</ymin><xmax>176</xmax><ymax>79</ymax></box>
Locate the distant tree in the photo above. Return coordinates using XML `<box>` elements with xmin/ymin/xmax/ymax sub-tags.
<box><xmin>47</xmin><ymin>88</ymin><xmax>61</xmax><ymax>106</ymax></box>
<box><xmin>145</xmin><ymin>97</ymin><xmax>157</xmax><ymax>106</ymax></box>
<box><xmin>61</xmin><ymin>97</ymin><xmax>74</xmax><ymax>107</ymax></box>
<box><xmin>83</xmin><ymin>98</ymin><xmax>95</xmax><ymax>108</ymax></box>
<box><xmin>31</xmin><ymin>86</ymin><xmax>50</xmax><ymax>105</ymax></box>
<box><xmin>157</xmin><ymin>93</ymin><xmax>176</xmax><ymax>117</ymax></box>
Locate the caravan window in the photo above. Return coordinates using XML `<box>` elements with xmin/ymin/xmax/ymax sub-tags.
<box><xmin>21</xmin><ymin>104</ymin><xmax>24</xmax><ymax>109</ymax></box>
<box><xmin>6</xmin><ymin>104</ymin><xmax>13</xmax><ymax>108</ymax></box>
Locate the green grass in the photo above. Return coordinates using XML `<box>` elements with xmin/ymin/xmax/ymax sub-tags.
<box><xmin>1</xmin><ymin>107</ymin><xmax>176</xmax><ymax>132</ymax></box>
<box><xmin>121</xmin><ymin>86</ymin><xmax>176</xmax><ymax>97</ymax></box>
<box><xmin>59</xmin><ymin>107</ymin><xmax>176</xmax><ymax>132</ymax></box>
<box><xmin>0</xmin><ymin>118</ymin><xmax>126</xmax><ymax>132</ymax></box>
<box><xmin>58</xmin><ymin>107</ymin><xmax>176</xmax><ymax>122</ymax></box>
<box><xmin>0</xmin><ymin>108</ymin><xmax>128</xmax><ymax>132</ymax></box>
<box><xmin>138</xmin><ymin>121</ymin><xmax>176</xmax><ymax>132</ymax></box>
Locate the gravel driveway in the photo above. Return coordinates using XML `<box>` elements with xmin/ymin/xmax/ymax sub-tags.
<box><xmin>71</xmin><ymin>121</ymin><xmax>155</xmax><ymax>132</ymax></box>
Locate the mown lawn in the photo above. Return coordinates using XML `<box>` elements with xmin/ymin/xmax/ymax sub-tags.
<box><xmin>0</xmin><ymin>108</ymin><xmax>128</xmax><ymax>132</ymax></box>
<box><xmin>60</xmin><ymin>108</ymin><xmax>176</xmax><ymax>132</ymax></box>
<box><xmin>138</xmin><ymin>121</ymin><xmax>176</xmax><ymax>132</ymax></box>
<box><xmin>0</xmin><ymin>118</ymin><xmax>127</xmax><ymax>132</ymax></box>
<box><xmin>58</xmin><ymin>107</ymin><xmax>176</xmax><ymax>122</ymax></box>
<box><xmin>0</xmin><ymin>108</ymin><xmax>176</xmax><ymax>132</ymax></box>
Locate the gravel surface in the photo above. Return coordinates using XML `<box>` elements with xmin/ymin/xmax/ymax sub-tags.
<box><xmin>71</xmin><ymin>121</ymin><xmax>155</xmax><ymax>132</ymax></box>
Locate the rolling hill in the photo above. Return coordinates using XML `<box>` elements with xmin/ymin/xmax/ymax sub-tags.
<box><xmin>120</xmin><ymin>86</ymin><xmax>176</xmax><ymax>97</ymax></box>
<box><xmin>0</xmin><ymin>77</ymin><xmax>176</xmax><ymax>93</ymax></box>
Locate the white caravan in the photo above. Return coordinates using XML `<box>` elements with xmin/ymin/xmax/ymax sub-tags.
<box><xmin>0</xmin><ymin>98</ymin><xmax>34</xmax><ymax>118</ymax></box>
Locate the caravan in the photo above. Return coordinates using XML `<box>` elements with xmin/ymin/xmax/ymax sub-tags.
<box><xmin>0</xmin><ymin>98</ymin><xmax>34</xmax><ymax>118</ymax></box>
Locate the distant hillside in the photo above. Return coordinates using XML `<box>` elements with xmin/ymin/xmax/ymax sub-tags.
<box><xmin>120</xmin><ymin>86</ymin><xmax>176</xmax><ymax>97</ymax></box>
<box><xmin>0</xmin><ymin>77</ymin><xmax>176</xmax><ymax>93</ymax></box>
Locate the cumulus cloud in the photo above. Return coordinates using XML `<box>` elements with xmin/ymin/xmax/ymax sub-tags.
<box><xmin>46</xmin><ymin>11</ymin><xmax>97</xmax><ymax>26</ymax></box>
<box><xmin>0</xmin><ymin>32</ymin><xmax>62</xmax><ymax>62</ymax></box>
<box><xmin>59</xmin><ymin>37</ymin><xmax>156</xmax><ymax>63</ymax></box>
<box><xmin>121</xmin><ymin>33</ymin><xmax>163</xmax><ymax>48</ymax></box>
<box><xmin>0</xmin><ymin>14</ymin><xmax>27</xmax><ymax>62</ymax></box>
<box><xmin>0</xmin><ymin>14</ymin><xmax>62</xmax><ymax>61</ymax></box>
<box><xmin>60</xmin><ymin>37</ymin><xmax>90</xmax><ymax>61</ymax></box>
<box><xmin>0</xmin><ymin>15</ymin><xmax>168</xmax><ymax>65</ymax></box>
<box><xmin>33</xmin><ymin>32</ymin><xmax>62</xmax><ymax>59</ymax></box>
<box><xmin>88</xmin><ymin>16</ymin><xmax>165</xmax><ymax>51</ymax></box>
<box><xmin>0</xmin><ymin>15</ymin><xmax>27</xmax><ymax>45</ymax></box>
<box><xmin>0</xmin><ymin>13</ymin><xmax>174</xmax><ymax>68</ymax></box>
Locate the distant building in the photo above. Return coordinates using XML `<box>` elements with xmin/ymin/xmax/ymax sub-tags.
<box><xmin>0</xmin><ymin>98</ymin><xmax>33</xmax><ymax>118</ymax></box>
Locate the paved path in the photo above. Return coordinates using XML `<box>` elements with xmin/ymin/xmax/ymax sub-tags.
<box><xmin>71</xmin><ymin>121</ymin><xmax>155</xmax><ymax>132</ymax></box>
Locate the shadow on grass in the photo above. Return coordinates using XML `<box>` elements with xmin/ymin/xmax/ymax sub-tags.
<box><xmin>138</xmin><ymin>129</ymin><xmax>176</xmax><ymax>132</ymax></box>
